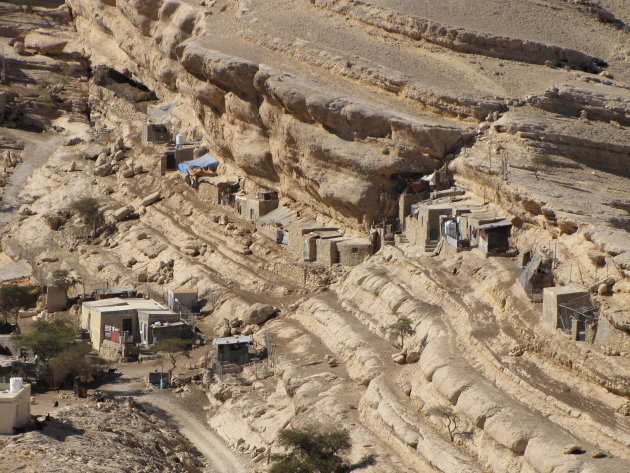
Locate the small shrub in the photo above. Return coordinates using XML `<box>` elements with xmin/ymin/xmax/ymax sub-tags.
<box><xmin>70</xmin><ymin>197</ymin><xmax>104</xmax><ymax>235</ymax></box>
<box><xmin>382</xmin><ymin>148</ymin><xmax>390</xmax><ymax>155</ymax></box>
<box><xmin>530</xmin><ymin>153</ymin><xmax>555</xmax><ymax>179</ymax></box>
<box><xmin>387</xmin><ymin>316</ymin><xmax>414</xmax><ymax>347</ymax></box>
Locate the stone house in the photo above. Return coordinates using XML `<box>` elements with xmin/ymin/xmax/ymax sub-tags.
<box><xmin>286</xmin><ymin>221</ymin><xmax>339</xmax><ymax>262</ymax></box>
<box><xmin>235</xmin><ymin>191</ymin><xmax>279</xmax><ymax>222</ymax></box>
<box><xmin>197</xmin><ymin>175</ymin><xmax>239</xmax><ymax>206</ymax></box>
<box><xmin>398</xmin><ymin>188</ymin><xmax>428</xmax><ymax>231</ymax></box>
<box><xmin>337</xmin><ymin>239</ymin><xmax>374</xmax><ymax>266</ymax></box>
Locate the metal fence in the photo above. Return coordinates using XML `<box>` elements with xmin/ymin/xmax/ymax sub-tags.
<box><xmin>558</xmin><ymin>296</ymin><xmax>599</xmax><ymax>342</ymax></box>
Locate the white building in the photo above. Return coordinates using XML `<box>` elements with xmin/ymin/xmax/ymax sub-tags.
<box><xmin>0</xmin><ymin>379</ymin><xmax>31</xmax><ymax>434</ymax></box>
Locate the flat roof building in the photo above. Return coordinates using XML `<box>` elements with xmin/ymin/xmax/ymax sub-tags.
<box><xmin>81</xmin><ymin>298</ymin><xmax>170</xmax><ymax>351</ymax></box>
<box><xmin>0</xmin><ymin>380</ymin><xmax>30</xmax><ymax>434</ymax></box>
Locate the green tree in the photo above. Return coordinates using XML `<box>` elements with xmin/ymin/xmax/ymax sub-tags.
<box><xmin>18</xmin><ymin>320</ymin><xmax>102</xmax><ymax>386</ymax></box>
<box><xmin>154</xmin><ymin>338</ymin><xmax>189</xmax><ymax>381</ymax></box>
<box><xmin>70</xmin><ymin>197</ymin><xmax>104</xmax><ymax>236</ymax></box>
<box><xmin>0</xmin><ymin>283</ymin><xmax>38</xmax><ymax>327</ymax></box>
<box><xmin>18</xmin><ymin>319</ymin><xmax>76</xmax><ymax>362</ymax></box>
<box><xmin>387</xmin><ymin>316</ymin><xmax>414</xmax><ymax>347</ymax></box>
<box><xmin>48</xmin><ymin>342</ymin><xmax>104</xmax><ymax>387</ymax></box>
<box><xmin>269</xmin><ymin>426</ymin><xmax>351</xmax><ymax>473</ymax></box>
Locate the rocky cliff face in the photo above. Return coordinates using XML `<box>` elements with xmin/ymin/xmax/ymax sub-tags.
<box><xmin>2</xmin><ymin>1</ymin><xmax>630</xmax><ymax>472</ymax></box>
<box><xmin>64</xmin><ymin>0</ymin><xmax>481</xmax><ymax>228</ymax></box>
<box><xmin>63</xmin><ymin>0</ymin><xmax>629</xmax><ymax>232</ymax></box>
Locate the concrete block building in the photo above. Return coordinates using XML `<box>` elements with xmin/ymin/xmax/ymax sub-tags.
<box><xmin>543</xmin><ymin>286</ymin><xmax>591</xmax><ymax>333</ymax></box>
<box><xmin>138</xmin><ymin>310</ymin><xmax>184</xmax><ymax>346</ymax></box>
<box><xmin>81</xmin><ymin>298</ymin><xmax>173</xmax><ymax>351</ymax></box>
<box><xmin>0</xmin><ymin>380</ymin><xmax>30</xmax><ymax>434</ymax></box>
<box><xmin>142</xmin><ymin>123</ymin><xmax>172</xmax><ymax>145</ymax></box>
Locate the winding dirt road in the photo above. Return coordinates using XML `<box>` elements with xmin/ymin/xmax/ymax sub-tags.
<box><xmin>98</xmin><ymin>362</ymin><xmax>248</xmax><ymax>473</ymax></box>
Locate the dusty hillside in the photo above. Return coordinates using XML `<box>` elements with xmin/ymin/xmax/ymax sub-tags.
<box><xmin>0</xmin><ymin>1</ymin><xmax>629</xmax><ymax>473</ymax></box>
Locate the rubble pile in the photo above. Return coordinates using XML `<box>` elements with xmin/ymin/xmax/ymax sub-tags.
<box><xmin>0</xmin><ymin>399</ymin><xmax>207</xmax><ymax>473</ymax></box>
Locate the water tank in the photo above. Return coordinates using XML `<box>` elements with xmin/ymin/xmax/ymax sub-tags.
<box><xmin>9</xmin><ymin>377</ymin><xmax>23</xmax><ymax>393</ymax></box>
<box><xmin>444</xmin><ymin>220</ymin><xmax>457</xmax><ymax>238</ymax></box>
<box><xmin>175</xmin><ymin>133</ymin><xmax>186</xmax><ymax>146</ymax></box>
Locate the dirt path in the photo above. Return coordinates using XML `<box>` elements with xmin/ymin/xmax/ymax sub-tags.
<box><xmin>143</xmin><ymin>393</ymin><xmax>247</xmax><ymax>473</ymax></box>
<box><xmin>0</xmin><ymin>129</ymin><xmax>65</xmax><ymax>228</ymax></box>
<box><xmin>97</xmin><ymin>363</ymin><xmax>248</xmax><ymax>473</ymax></box>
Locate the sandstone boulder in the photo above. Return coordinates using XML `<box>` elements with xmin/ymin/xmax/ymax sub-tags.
<box><xmin>141</xmin><ymin>192</ymin><xmax>161</xmax><ymax>207</ymax></box>
<box><xmin>13</xmin><ymin>41</ymin><xmax>25</xmax><ymax>55</ymax></box>
<box><xmin>111</xmin><ymin>206</ymin><xmax>134</xmax><ymax>221</ymax></box>
<box><xmin>24</xmin><ymin>33</ymin><xmax>67</xmax><ymax>54</ymax></box>
<box><xmin>241</xmin><ymin>303</ymin><xmax>275</xmax><ymax>325</ymax></box>
<box><xmin>392</xmin><ymin>353</ymin><xmax>406</xmax><ymax>364</ymax></box>
<box><xmin>43</xmin><ymin>211</ymin><xmax>69</xmax><ymax>230</ymax></box>
<box><xmin>40</xmin><ymin>254</ymin><xmax>59</xmax><ymax>263</ymax></box>
<box><xmin>405</xmin><ymin>351</ymin><xmax>421</xmax><ymax>363</ymax></box>
<box><xmin>93</xmin><ymin>163</ymin><xmax>113</xmax><ymax>177</ymax></box>
<box><xmin>82</xmin><ymin>144</ymin><xmax>108</xmax><ymax>160</ymax></box>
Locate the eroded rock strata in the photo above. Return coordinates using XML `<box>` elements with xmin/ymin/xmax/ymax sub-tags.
<box><xmin>1</xmin><ymin>0</ymin><xmax>629</xmax><ymax>472</ymax></box>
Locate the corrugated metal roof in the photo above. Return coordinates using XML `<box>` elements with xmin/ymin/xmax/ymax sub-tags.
<box><xmin>198</xmin><ymin>175</ymin><xmax>239</xmax><ymax>186</ymax></box>
<box><xmin>285</xmin><ymin>218</ymin><xmax>322</xmax><ymax>231</ymax></box>
<box><xmin>256</xmin><ymin>206</ymin><xmax>296</xmax><ymax>227</ymax></box>
<box><xmin>474</xmin><ymin>219</ymin><xmax>512</xmax><ymax>230</ymax></box>
<box><xmin>517</xmin><ymin>254</ymin><xmax>543</xmax><ymax>287</ymax></box>
<box><xmin>98</xmin><ymin>285</ymin><xmax>136</xmax><ymax>296</ymax></box>
<box><xmin>212</xmin><ymin>335</ymin><xmax>253</xmax><ymax>345</ymax></box>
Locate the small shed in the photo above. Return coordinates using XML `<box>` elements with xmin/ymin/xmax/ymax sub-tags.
<box><xmin>517</xmin><ymin>254</ymin><xmax>553</xmax><ymax>301</ymax></box>
<box><xmin>543</xmin><ymin>286</ymin><xmax>591</xmax><ymax>333</ymax></box>
<box><xmin>213</xmin><ymin>335</ymin><xmax>253</xmax><ymax>365</ymax></box>
<box><xmin>177</xmin><ymin>154</ymin><xmax>220</xmax><ymax>177</ymax></box>
<box><xmin>256</xmin><ymin>206</ymin><xmax>297</xmax><ymax>243</ymax></box>
<box><xmin>475</xmin><ymin>220</ymin><xmax>512</xmax><ymax>255</ymax></box>
<box><xmin>151</xmin><ymin>322</ymin><xmax>189</xmax><ymax>344</ymax></box>
<box><xmin>161</xmin><ymin>146</ymin><xmax>195</xmax><ymax>173</ymax></box>
<box><xmin>168</xmin><ymin>287</ymin><xmax>198</xmax><ymax>311</ymax></box>
<box><xmin>197</xmin><ymin>175</ymin><xmax>239</xmax><ymax>206</ymax></box>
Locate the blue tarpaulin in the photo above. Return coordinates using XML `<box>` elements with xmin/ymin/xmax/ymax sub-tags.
<box><xmin>177</xmin><ymin>154</ymin><xmax>220</xmax><ymax>175</ymax></box>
